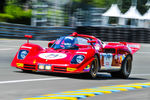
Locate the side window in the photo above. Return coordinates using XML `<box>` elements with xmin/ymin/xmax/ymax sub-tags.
<box><xmin>75</xmin><ymin>37</ymin><xmax>90</xmax><ymax>45</ymax></box>
<box><xmin>94</xmin><ymin>40</ymin><xmax>103</xmax><ymax>51</ymax></box>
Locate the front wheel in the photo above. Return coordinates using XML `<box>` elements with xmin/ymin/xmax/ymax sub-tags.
<box><xmin>111</xmin><ymin>55</ymin><xmax>132</xmax><ymax>79</ymax></box>
<box><xmin>88</xmin><ymin>55</ymin><xmax>99</xmax><ymax>78</ymax></box>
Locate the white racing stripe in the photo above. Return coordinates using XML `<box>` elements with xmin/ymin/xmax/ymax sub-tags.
<box><xmin>0</xmin><ymin>77</ymin><xmax>68</xmax><ymax>84</ymax></box>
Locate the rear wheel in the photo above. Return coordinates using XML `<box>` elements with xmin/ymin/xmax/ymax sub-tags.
<box><xmin>111</xmin><ymin>55</ymin><xmax>132</xmax><ymax>79</ymax></box>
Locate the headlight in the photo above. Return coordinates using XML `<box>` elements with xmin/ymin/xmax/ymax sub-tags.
<box><xmin>38</xmin><ymin>64</ymin><xmax>51</xmax><ymax>70</ymax></box>
<box><xmin>76</xmin><ymin>55</ymin><xmax>84</xmax><ymax>63</ymax></box>
<box><xmin>45</xmin><ymin>65</ymin><xmax>51</xmax><ymax>70</ymax></box>
<box><xmin>71</xmin><ymin>55</ymin><xmax>85</xmax><ymax>64</ymax></box>
<box><xmin>18</xmin><ymin>50</ymin><xmax>29</xmax><ymax>60</ymax></box>
<box><xmin>38</xmin><ymin>65</ymin><xmax>45</xmax><ymax>70</ymax></box>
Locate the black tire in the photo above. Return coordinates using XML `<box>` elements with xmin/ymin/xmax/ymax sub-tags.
<box><xmin>88</xmin><ymin>55</ymin><xmax>99</xmax><ymax>78</ymax></box>
<box><xmin>22</xmin><ymin>69</ymin><xmax>33</xmax><ymax>73</ymax></box>
<box><xmin>111</xmin><ymin>55</ymin><xmax>132</xmax><ymax>79</ymax></box>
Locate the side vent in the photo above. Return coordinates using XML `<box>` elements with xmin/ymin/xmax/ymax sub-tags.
<box><xmin>104</xmin><ymin>48</ymin><xmax>116</xmax><ymax>53</ymax></box>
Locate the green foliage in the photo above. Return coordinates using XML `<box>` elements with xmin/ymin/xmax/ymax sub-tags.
<box><xmin>72</xmin><ymin>0</ymin><xmax>121</xmax><ymax>8</ymax></box>
<box><xmin>121</xmin><ymin>0</ymin><xmax>131</xmax><ymax>13</ymax></box>
<box><xmin>73</xmin><ymin>0</ymin><xmax>81</xmax><ymax>2</ymax></box>
<box><xmin>5</xmin><ymin>5</ymin><xmax>31</xmax><ymax>18</ymax></box>
<box><xmin>72</xmin><ymin>0</ymin><xmax>147</xmax><ymax>15</ymax></box>
<box><xmin>0</xmin><ymin>13</ymin><xmax>14</xmax><ymax>22</ymax></box>
<box><xmin>137</xmin><ymin>0</ymin><xmax>147</xmax><ymax>15</ymax></box>
<box><xmin>3</xmin><ymin>3</ymin><xmax>32</xmax><ymax>25</ymax></box>
<box><xmin>0</xmin><ymin>0</ymin><xmax>32</xmax><ymax>25</ymax></box>
<box><xmin>91</xmin><ymin>0</ymin><xmax>106</xmax><ymax>7</ymax></box>
<box><xmin>0</xmin><ymin>0</ymin><xmax>149</xmax><ymax>25</ymax></box>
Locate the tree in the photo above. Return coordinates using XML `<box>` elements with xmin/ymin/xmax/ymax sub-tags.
<box><xmin>137</xmin><ymin>0</ymin><xmax>147</xmax><ymax>14</ymax></box>
<box><xmin>0</xmin><ymin>0</ymin><xmax>32</xmax><ymax>24</ymax></box>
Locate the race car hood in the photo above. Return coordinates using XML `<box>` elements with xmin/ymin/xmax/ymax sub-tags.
<box><xmin>36</xmin><ymin>45</ymin><xmax>96</xmax><ymax>65</ymax></box>
<box><xmin>11</xmin><ymin>43</ymin><xmax>95</xmax><ymax>67</ymax></box>
<box><xmin>36</xmin><ymin>48</ymin><xmax>78</xmax><ymax>64</ymax></box>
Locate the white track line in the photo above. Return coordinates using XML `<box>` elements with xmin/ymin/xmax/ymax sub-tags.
<box><xmin>0</xmin><ymin>77</ymin><xmax>68</xmax><ymax>84</ymax></box>
<box><xmin>0</xmin><ymin>45</ymin><xmax>19</xmax><ymax>47</ymax></box>
<box><xmin>131</xmin><ymin>74</ymin><xmax>150</xmax><ymax>76</ymax></box>
<box><xmin>136</xmin><ymin>52</ymin><xmax>150</xmax><ymax>54</ymax></box>
<box><xmin>0</xmin><ymin>48</ymin><xmax>14</xmax><ymax>50</ymax></box>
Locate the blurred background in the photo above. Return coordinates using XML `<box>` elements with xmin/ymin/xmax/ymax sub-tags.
<box><xmin>0</xmin><ymin>0</ymin><xmax>150</xmax><ymax>43</ymax></box>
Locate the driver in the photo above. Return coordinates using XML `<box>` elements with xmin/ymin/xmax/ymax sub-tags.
<box><xmin>64</xmin><ymin>36</ymin><xmax>75</xmax><ymax>48</ymax></box>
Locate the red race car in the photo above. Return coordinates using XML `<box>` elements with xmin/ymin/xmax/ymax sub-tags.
<box><xmin>11</xmin><ymin>32</ymin><xmax>140</xmax><ymax>78</ymax></box>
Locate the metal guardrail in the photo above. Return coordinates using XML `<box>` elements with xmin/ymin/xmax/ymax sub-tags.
<box><xmin>0</xmin><ymin>22</ymin><xmax>75</xmax><ymax>40</ymax></box>
<box><xmin>0</xmin><ymin>22</ymin><xmax>150</xmax><ymax>43</ymax></box>
<box><xmin>77</xmin><ymin>26</ymin><xmax>150</xmax><ymax>43</ymax></box>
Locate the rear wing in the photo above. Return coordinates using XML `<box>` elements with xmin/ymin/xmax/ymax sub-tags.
<box><xmin>120</xmin><ymin>42</ymin><xmax>141</xmax><ymax>54</ymax></box>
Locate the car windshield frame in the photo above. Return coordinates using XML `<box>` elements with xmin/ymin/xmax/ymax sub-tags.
<box><xmin>51</xmin><ymin>36</ymin><xmax>90</xmax><ymax>50</ymax></box>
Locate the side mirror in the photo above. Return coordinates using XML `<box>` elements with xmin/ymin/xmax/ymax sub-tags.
<box><xmin>87</xmin><ymin>40</ymin><xmax>96</xmax><ymax>43</ymax></box>
<box><xmin>24</xmin><ymin>35</ymin><xmax>32</xmax><ymax>43</ymax></box>
<box><xmin>48</xmin><ymin>40</ymin><xmax>55</xmax><ymax>47</ymax></box>
<box><xmin>24</xmin><ymin>35</ymin><xmax>32</xmax><ymax>39</ymax></box>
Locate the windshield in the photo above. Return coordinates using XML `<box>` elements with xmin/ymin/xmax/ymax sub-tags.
<box><xmin>51</xmin><ymin>36</ymin><xmax>90</xmax><ymax>50</ymax></box>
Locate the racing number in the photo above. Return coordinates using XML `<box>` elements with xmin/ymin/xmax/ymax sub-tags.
<box><xmin>103</xmin><ymin>53</ymin><xmax>113</xmax><ymax>68</ymax></box>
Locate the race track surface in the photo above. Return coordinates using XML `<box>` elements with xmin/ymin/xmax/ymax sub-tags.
<box><xmin>0</xmin><ymin>39</ymin><xmax>150</xmax><ymax>100</ymax></box>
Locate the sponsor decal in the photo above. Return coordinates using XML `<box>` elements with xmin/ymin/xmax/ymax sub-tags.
<box><xmin>113</xmin><ymin>54</ymin><xmax>126</xmax><ymax>63</ymax></box>
<box><xmin>67</xmin><ymin>68</ymin><xmax>77</xmax><ymax>72</ymax></box>
<box><xmin>115</xmin><ymin>55</ymin><xmax>118</xmax><ymax>60</ymax></box>
<box><xmin>16</xmin><ymin>63</ymin><xmax>24</xmax><ymax>67</ymax></box>
<box><xmin>21</xmin><ymin>46</ymin><xmax>32</xmax><ymax>49</ymax></box>
<box><xmin>83</xmin><ymin>65</ymin><xmax>90</xmax><ymax>72</ymax></box>
<box><xmin>39</xmin><ymin>53</ymin><xmax>67</xmax><ymax>60</ymax></box>
<box><xmin>118</xmin><ymin>54</ymin><xmax>126</xmax><ymax>63</ymax></box>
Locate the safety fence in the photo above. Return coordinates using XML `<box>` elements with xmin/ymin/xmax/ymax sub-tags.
<box><xmin>77</xmin><ymin>26</ymin><xmax>150</xmax><ymax>43</ymax></box>
<box><xmin>0</xmin><ymin>22</ymin><xmax>75</xmax><ymax>40</ymax></box>
<box><xmin>0</xmin><ymin>22</ymin><xmax>150</xmax><ymax>43</ymax></box>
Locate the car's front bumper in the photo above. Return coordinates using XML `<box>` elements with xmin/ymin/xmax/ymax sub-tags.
<box><xmin>13</xmin><ymin>58</ymin><xmax>94</xmax><ymax>74</ymax></box>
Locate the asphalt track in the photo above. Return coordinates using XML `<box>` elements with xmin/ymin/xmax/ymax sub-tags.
<box><xmin>0</xmin><ymin>39</ymin><xmax>150</xmax><ymax>100</ymax></box>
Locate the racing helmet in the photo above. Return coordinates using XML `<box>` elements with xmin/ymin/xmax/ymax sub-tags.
<box><xmin>64</xmin><ymin>36</ymin><xmax>75</xmax><ymax>48</ymax></box>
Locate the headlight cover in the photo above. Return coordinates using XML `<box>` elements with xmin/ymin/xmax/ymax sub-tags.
<box><xmin>18</xmin><ymin>50</ymin><xmax>29</xmax><ymax>60</ymax></box>
<box><xmin>71</xmin><ymin>55</ymin><xmax>85</xmax><ymax>64</ymax></box>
